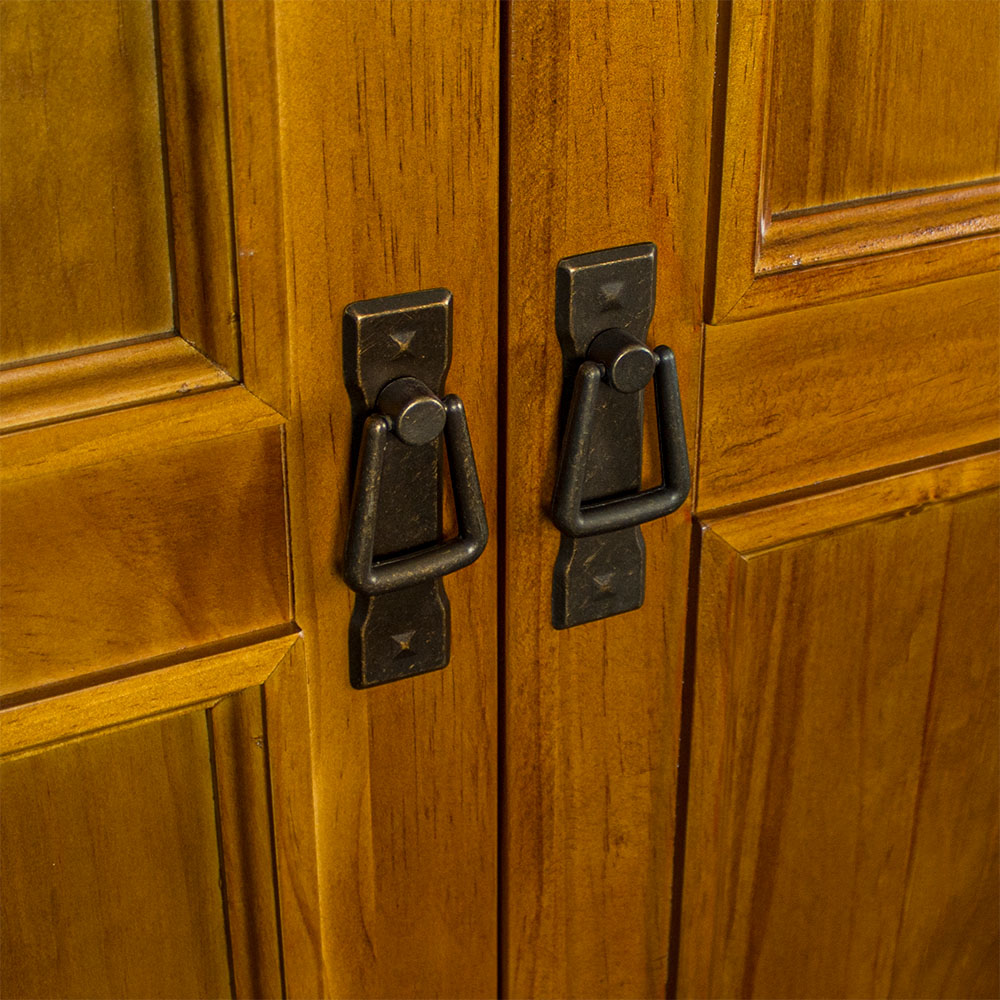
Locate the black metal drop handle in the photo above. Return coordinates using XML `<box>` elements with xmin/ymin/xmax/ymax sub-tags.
<box><xmin>344</xmin><ymin>385</ymin><xmax>488</xmax><ymax>596</ymax></box>
<box><xmin>551</xmin><ymin>339</ymin><xmax>690</xmax><ymax>538</ymax></box>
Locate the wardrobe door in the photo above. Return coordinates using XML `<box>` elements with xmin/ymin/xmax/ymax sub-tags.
<box><xmin>678</xmin><ymin>2</ymin><xmax>999</xmax><ymax>996</ymax></box>
<box><xmin>503</xmin><ymin>4</ymin><xmax>717</xmax><ymax>996</ymax></box>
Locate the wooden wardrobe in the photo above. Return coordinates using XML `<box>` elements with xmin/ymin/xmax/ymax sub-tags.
<box><xmin>1</xmin><ymin>2</ymin><xmax>997</xmax><ymax>997</ymax></box>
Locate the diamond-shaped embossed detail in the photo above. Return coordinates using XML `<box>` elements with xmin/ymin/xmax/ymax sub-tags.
<box><xmin>389</xmin><ymin>329</ymin><xmax>417</xmax><ymax>355</ymax></box>
<box><xmin>598</xmin><ymin>280</ymin><xmax>624</xmax><ymax>312</ymax></box>
<box><xmin>592</xmin><ymin>573</ymin><xmax>615</xmax><ymax>596</ymax></box>
<box><xmin>390</xmin><ymin>630</ymin><xmax>416</xmax><ymax>657</ymax></box>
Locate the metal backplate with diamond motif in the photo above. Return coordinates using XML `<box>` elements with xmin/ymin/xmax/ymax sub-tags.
<box><xmin>552</xmin><ymin>244</ymin><xmax>657</xmax><ymax>629</ymax></box>
<box><xmin>343</xmin><ymin>289</ymin><xmax>452</xmax><ymax>687</ymax></box>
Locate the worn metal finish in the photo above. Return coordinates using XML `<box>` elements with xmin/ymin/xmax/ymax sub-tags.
<box><xmin>343</xmin><ymin>289</ymin><xmax>488</xmax><ymax>687</ymax></box>
<box><xmin>551</xmin><ymin>243</ymin><xmax>690</xmax><ymax>629</ymax></box>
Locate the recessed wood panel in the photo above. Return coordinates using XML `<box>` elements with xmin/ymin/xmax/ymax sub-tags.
<box><xmin>679</xmin><ymin>464</ymin><xmax>1000</xmax><ymax>998</ymax></box>
<box><xmin>709</xmin><ymin>0</ymin><xmax>1000</xmax><ymax>322</ymax></box>
<box><xmin>0</xmin><ymin>417</ymin><xmax>290</xmax><ymax>695</ymax></box>
<box><xmin>768</xmin><ymin>0</ymin><xmax>1000</xmax><ymax>215</ymax></box>
<box><xmin>0</xmin><ymin>0</ymin><xmax>173</xmax><ymax>364</ymax></box>
<box><xmin>0</xmin><ymin>712</ymin><xmax>232</xmax><ymax>999</ymax></box>
<box><xmin>698</xmin><ymin>271</ymin><xmax>1000</xmax><ymax>511</ymax></box>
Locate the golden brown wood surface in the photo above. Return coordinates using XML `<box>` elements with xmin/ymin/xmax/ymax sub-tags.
<box><xmin>223</xmin><ymin>1</ymin><xmax>290</xmax><ymax>416</ymax></box>
<box><xmin>0</xmin><ymin>0</ymin><xmax>173</xmax><ymax>363</ymax></box>
<box><xmin>0</xmin><ymin>336</ymin><xmax>233</xmax><ymax>434</ymax></box>
<box><xmin>698</xmin><ymin>271</ymin><xmax>1000</xmax><ymax>511</ymax></box>
<box><xmin>678</xmin><ymin>456</ymin><xmax>1000</xmax><ymax>998</ymax></box>
<box><xmin>0</xmin><ymin>626</ymin><xmax>298</xmax><ymax>758</ymax></box>
<box><xmin>0</xmin><ymin>421</ymin><xmax>290</xmax><ymax>693</ymax></box>
<box><xmin>504</xmin><ymin>4</ymin><xmax>715</xmax><ymax>996</ymax></box>
<box><xmin>758</xmin><ymin>180</ymin><xmax>1000</xmax><ymax>274</ymax></box>
<box><xmin>156</xmin><ymin>0</ymin><xmax>241</xmax><ymax>375</ymax></box>
<box><xmin>768</xmin><ymin>0</ymin><xmax>1000</xmax><ymax>213</ymax></box>
<box><xmin>224</xmin><ymin>3</ymin><xmax>500</xmax><ymax>994</ymax></box>
<box><xmin>211</xmin><ymin>686</ymin><xmax>284</xmax><ymax>998</ymax></box>
<box><xmin>0</xmin><ymin>714</ymin><xmax>233</xmax><ymax>999</ymax></box>
<box><xmin>709</xmin><ymin>0</ymin><xmax>1000</xmax><ymax>322</ymax></box>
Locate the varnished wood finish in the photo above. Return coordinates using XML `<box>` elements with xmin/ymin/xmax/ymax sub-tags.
<box><xmin>0</xmin><ymin>0</ymin><xmax>173</xmax><ymax>363</ymax></box>
<box><xmin>710</xmin><ymin>0</ymin><xmax>1000</xmax><ymax>322</ymax></box>
<box><xmin>768</xmin><ymin>0</ymin><xmax>1000</xmax><ymax>213</ymax></box>
<box><xmin>0</xmin><ymin>421</ymin><xmax>289</xmax><ymax>693</ymax></box>
<box><xmin>0</xmin><ymin>626</ymin><xmax>298</xmax><ymax>758</ymax></box>
<box><xmin>224</xmin><ymin>4</ymin><xmax>500</xmax><ymax>994</ymax></box>
<box><xmin>759</xmin><ymin>180</ymin><xmax>1000</xmax><ymax>274</ymax></box>
<box><xmin>260</xmin><ymin>639</ymin><xmax>325</xmax><ymax>997</ymax></box>
<box><xmin>698</xmin><ymin>271</ymin><xmax>1000</xmax><ymax>511</ymax></box>
<box><xmin>156</xmin><ymin>0</ymin><xmax>241</xmax><ymax>375</ymax></box>
<box><xmin>678</xmin><ymin>456</ymin><xmax>1000</xmax><ymax>997</ymax></box>
<box><xmin>223</xmin><ymin>1</ymin><xmax>290</xmax><ymax>416</ymax></box>
<box><xmin>0</xmin><ymin>713</ymin><xmax>232</xmax><ymax>999</ymax></box>
<box><xmin>0</xmin><ymin>337</ymin><xmax>233</xmax><ymax>434</ymax></box>
<box><xmin>0</xmin><ymin>383</ymin><xmax>281</xmax><ymax>482</ymax></box>
<box><xmin>211</xmin><ymin>686</ymin><xmax>284</xmax><ymax>999</ymax></box>
<box><xmin>504</xmin><ymin>4</ymin><xmax>715</xmax><ymax>996</ymax></box>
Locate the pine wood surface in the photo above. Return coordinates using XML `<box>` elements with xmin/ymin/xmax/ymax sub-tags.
<box><xmin>156</xmin><ymin>0</ymin><xmax>241</xmax><ymax>375</ymax></box>
<box><xmin>0</xmin><ymin>713</ymin><xmax>233</xmax><ymax>999</ymax></box>
<box><xmin>0</xmin><ymin>0</ymin><xmax>173</xmax><ymax>364</ymax></box>
<box><xmin>0</xmin><ymin>383</ymin><xmax>281</xmax><ymax>482</ymax></box>
<box><xmin>698</xmin><ymin>271</ymin><xmax>1000</xmax><ymax>511</ymax></box>
<box><xmin>504</xmin><ymin>4</ymin><xmax>715</xmax><ymax>996</ymax></box>
<box><xmin>210</xmin><ymin>686</ymin><xmax>285</xmax><ymax>998</ymax></box>
<box><xmin>758</xmin><ymin>180</ymin><xmax>1000</xmax><ymax>274</ymax></box>
<box><xmin>709</xmin><ymin>0</ymin><xmax>1000</xmax><ymax>322</ymax></box>
<box><xmin>225</xmin><ymin>3</ymin><xmax>500</xmax><ymax>994</ymax></box>
<box><xmin>767</xmin><ymin>0</ymin><xmax>1000</xmax><ymax>214</ymax></box>
<box><xmin>678</xmin><ymin>458</ymin><xmax>1000</xmax><ymax>998</ymax></box>
<box><xmin>223</xmin><ymin>2</ymin><xmax>290</xmax><ymax>416</ymax></box>
<box><xmin>0</xmin><ymin>336</ymin><xmax>233</xmax><ymax>434</ymax></box>
<box><xmin>0</xmin><ymin>424</ymin><xmax>290</xmax><ymax>694</ymax></box>
<box><xmin>0</xmin><ymin>625</ymin><xmax>299</xmax><ymax>759</ymax></box>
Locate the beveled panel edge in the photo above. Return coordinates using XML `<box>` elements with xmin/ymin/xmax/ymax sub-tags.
<box><xmin>0</xmin><ymin>624</ymin><xmax>301</xmax><ymax>758</ymax></box>
<box><xmin>156</xmin><ymin>0</ymin><xmax>243</xmax><ymax>378</ymax></box>
<box><xmin>759</xmin><ymin>179</ymin><xmax>1000</xmax><ymax>274</ymax></box>
<box><xmin>0</xmin><ymin>334</ymin><xmax>234</xmax><ymax>435</ymax></box>
<box><xmin>706</xmin><ymin>449</ymin><xmax>1000</xmax><ymax>557</ymax></box>
<box><xmin>0</xmin><ymin>380</ymin><xmax>283</xmax><ymax>482</ymax></box>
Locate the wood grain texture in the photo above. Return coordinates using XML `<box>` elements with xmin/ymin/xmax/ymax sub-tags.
<box><xmin>223</xmin><ymin>1</ymin><xmax>290</xmax><ymax>416</ymax></box>
<box><xmin>698</xmin><ymin>271</ymin><xmax>1000</xmax><ymax>511</ymax></box>
<box><xmin>0</xmin><ymin>626</ymin><xmax>298</xmax><ymax>758</ymax></box>
<box><xmin>262</xmin><ymin>639</ymin><xmax>325</xmax><ymax>997</ymax></box>
<box><xmin>504</xmin><ymin>4</ymin><xmax>715</xmax><ymax>996</ymax></box>
<box><xmin>224</xmin><ymin>4</ymin><xmax>500</xmax><ymax>994</ymax></box>
<box><xmin>0</xmin><ymin>712</ymin><xmax>232</xmax><ymax>999</ymax></box>
<box><xmin>211</xmin><ymin>686</ymin><xmax>284</xmax><ymax>999</ymax></box>
<box><xmin>1</xmin><ymin>383</ymin><xmax>281</xmax><ymax>482</ymax></box>
<box><xmin>710</xmin><ymin>0</ymin><xmax>1000</xmax><ymax>322</ymax></box>
<box><xmin>768</xmin><ymin>0</ymin><xmax>1000</xmax><ymax>214</ymax></box>
<box><xmin>0</xmin><ymin>424</ymin><xmax>290</xmax><ymax>694</ymax></box>
<box><xmin>759</xmin><ymin>180</ymin><xmax>1000</xmax><ymax>274</ymax></box>
<box><xmin>156</xmin><ymin>0</ymin><xmax>241</xmax><ymax>376</ymax></box>
<box><xmin>0</xmin><ymin>0</ymin><xmax>173</xmax><ymax>363</ymax></box>
<box><xmin>678</xmin><ymin>462</ymin><xmax>1000</xmax><ymax>998</ymax></box>
<box><xmin>0</xmin><ymin>335</ymin><xmax>233</xmax><ymax>434</ymax></box>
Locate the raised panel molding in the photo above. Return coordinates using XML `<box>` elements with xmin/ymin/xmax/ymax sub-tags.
<box><xmin>710</xmin><ymin>0</ymin><xmax>1000</xmax><ymax>322</ymax></box>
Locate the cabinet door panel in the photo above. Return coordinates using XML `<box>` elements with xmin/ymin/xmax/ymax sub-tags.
<box><xmin>503</xmin><ymin>3</ymin><xmax>715</xmax><ymax>996</ymax></box>
<box><xmin>711</xmin><ymin>0</ymin><xmax>1000</xmax><ymax>322</ymax></box>
<box><xmin>1</xmin><ymin>713</ymin><xmax>232</xmax><ymax>1000</ymax></box>
<box><xmin>679</xmin><ymin>454</ymin><xmax>1000</xmax><ymax>998</ymax></box>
